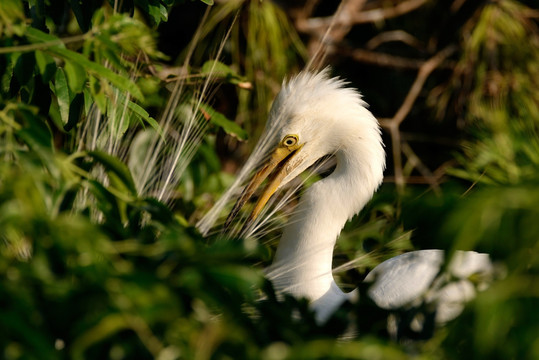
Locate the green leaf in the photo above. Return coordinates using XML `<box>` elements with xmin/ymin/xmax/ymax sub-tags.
<box><xmin>65</xmin><ymin>93</ymin><xmax>85</xmax><ymax>132</ymax></box>
<box><xmin>54</xmin><ymin>68</ymin><xmax>71</xmax><ymax>127</ymax></box>
<box><xmin>18</xmin><ymin>120</ymin><xmax>53</xmax><ymax>152</ymax></box>
<box><xmin>159</xmin><ymin>2</ymin><xmax>169</xmax><ymax>21</ymax></box>
<box><xmin>205</xmin><ymin>265</ymin><xmax>262</xmax><ymax>300</ymax></box>
<box><xmin>135</xmin><ymin>197</ymin><xmax>174</xmax><ymax>224</ymax></box>
<box><xmin>147</xmin><ymin>2</ymin><xmax>168</xmax><ymax>25</ymax></box>
<box><xmin>126</xmin><ymin>100</ymin><xmax>164</xmax><ymax>139</ymax></box>
<box><xmin>24</xmin><ymin>26</ymin><xmax>64</xmax><ymax>48</ymax></box>
<box><xmin>25</xmin><ymin>28</ymin><xmax>144</xmax><ymax>100</ymax></box>
<box><xmin>87</xmin><ymin>150</ymin><xmax>138</xmax><ymax>196</ymax></box>
<box><xmin>199</xmin><ymin>103</ymin><xmax>247</xmax><ymax>140</ymax></box>
<box><xmin>14</xmin><ymin>52</ymin><xmax>35</xmax><ymax>86</ymax></box>
<box><xmin>201</xmin><ymin>60</ymin><xmax>243</xmax><ymax>84</ymax></box>
<box><xmin>51</xmin><ymin>47</ymin><xmax>144</xmax><ymax>100</ymax></box>
<box><xmin>199</xmin><ymin>0</ymin><xmax>214</xmax><ymax>5</ymax></box>
<box><xmin>64</xmin><ymin>60</ymin><xmax>86</xmax><ymax>93</ymax></box>
<box><xmin>201</xmin><ymin>60</ymin><xmax>235</xmax><ymax>76</ymax></box>
<box><xmin>82</xmin><ymin>87</ymin><xmax>93</xmax><ymax>115</ymax></box>
<box><xmin>16</xmin><ymin>117</ymin><xmax>60</xmax><ymax>179</ymax></box>
<box><xmin>1</xmin><ymin>53</ymin><xmax>15</xmax><ymax>93</ymax></box>
<box><xmin>106</xmin><ymin>92</ymin><xmax>130</xmax><ymax>139</ymax></box>
<box><xmin>0</xmin><ymin>0</ymin><xmax>27</xmax><ymax>37</ymax></box>
<box><xmin>86</xmin><ymin>179</ymin><xmax>123</xmax><ymax>224</ymax></box>
<box><xmin>47</xmin><ymin>93</ymin><xmax>63</xmax><ymax>131</ymax></box>
<box><xmin>35</xmin><ymin>50</ymin><xmax>57</xmax><ymax>83</ymax></box>
<box><xmin>89</xmin><ymin>75</ymin><xmax>107</xmax><ymax>113</ymax></box>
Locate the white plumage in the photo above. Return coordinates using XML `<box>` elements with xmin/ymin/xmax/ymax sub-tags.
<box><xmin>213</xmin><ymin>69</ymin><xmax>493</xmax><ymax>325</ymax></box>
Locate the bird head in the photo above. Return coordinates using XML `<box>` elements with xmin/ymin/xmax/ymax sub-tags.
<box><xmin>224</xmin><ymin>69</ymin><xmax>383</xmax><ymax>231</ymax></box>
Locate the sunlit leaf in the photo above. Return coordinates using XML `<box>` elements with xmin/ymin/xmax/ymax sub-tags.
<box><xmin>136</xmin><ymin>0</ymin><xmax>169</xmax><ymax>25</ymax></box>
<box><xmin>25</xmin><ymin>28</ymin><xmax>144</xmax><ymax>101</ymax></box>
<box><xmin>51</xmin><ymin>47</ymin><xmax>144</xmax><ymax>100</ymax></box>
<box><xmin>34</xmin><ymin>50</ymin><xmax>56</xmax><ymax>83</ymax></box>
<box><xmin>54</xmin><ymin>68</ymin><xmax>71</xmax><ymax>127</ymax></box>
<box><xmin>0</xmin><ymin>0</ymin><xmax>26</xmax><ymax>37</ymax></box>
<box><xmin>89</xmin><ymin>75</ymin><xmax>107</xmax><ymax>113</ymax></box>
<box><xmin>200</xmin><ymin>60</ymin><xmax>242</xmax><ymax>84</ymax></box>
<box><xmin>64</xmin><ymin>60</ymin><xmax>86</xmax><ymax>94</ymax></box>
<box><xmin>126</xmin><ymin>100</ymin><xmax>164</xmax><ymax>139</ymax></box>
<box><xmin>198</xmin><ymin>103</ymin><xmax>247</xmax><ymax>140</ymax></box>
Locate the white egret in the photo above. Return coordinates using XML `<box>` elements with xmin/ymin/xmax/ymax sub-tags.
<box><xmin>207</xmin><ymin>69</ymin><xmax>493</xmax><ymax>325</ymax></box>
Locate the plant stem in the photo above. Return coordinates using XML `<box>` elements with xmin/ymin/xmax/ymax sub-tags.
<box><xmin>0</xmin><ymin>33</ymin><xmax>90</xmax><ymax>54</ymax></box>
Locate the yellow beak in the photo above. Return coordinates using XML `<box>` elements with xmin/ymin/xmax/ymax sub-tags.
<box><xmin>225</xmin><ymin>142</ymin><xmax>303</xmax><ymax>231</ymax></box>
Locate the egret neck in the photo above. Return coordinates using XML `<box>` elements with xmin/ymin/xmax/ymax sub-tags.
<box><xmin>210</xmin><ymin>70</ymin><xmax>491</xmax><ymax>326</ymax></box>
<box><xmin>266</xmin><ymin>113</ymin><xmax>384</xmax><ymax>306</ymax></box>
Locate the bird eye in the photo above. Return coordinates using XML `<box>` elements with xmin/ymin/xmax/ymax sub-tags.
<box><xmin>282</xmin><ymin>135</ymin><xmax>298</xmax><ymax>147</ymax></box>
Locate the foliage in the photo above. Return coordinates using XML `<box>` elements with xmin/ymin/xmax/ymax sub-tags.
<box><xmin>186</xmin><ymin>0</ymin><xmax>307</xmax><ymax>145</ymax></box>
<box><xmin>0</xmin><ymin>0</ymin><xmax>538</xmax><ymax>359</ymax></box>
<box><xmin>436</xmin><ymin>0</ymin><xmax>539</xmax><ymax>185</ymax></box>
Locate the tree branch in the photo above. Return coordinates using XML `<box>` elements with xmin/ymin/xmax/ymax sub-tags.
<box><xmin>379</xmin><ymin>45</ymin><xmax>457</xmax><ymax>192</ymax></box>
<box><xmin>298</xmin><ymin>0</ymin><xmax>428</xmax><ymax>34</ymax></box>
<box><xmin>352</xmin><ymin>0</ymin><xmax>428</xmax><ymax>24</ymax></box>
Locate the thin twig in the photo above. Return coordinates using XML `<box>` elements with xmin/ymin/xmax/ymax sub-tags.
<box><xmin>366</xmin><ymin>30</ymin><xmax>424</xmax><ymax>50</ymax></box>
<box><xmin>345</xmin><ymin>48</ymin><xmax>427</xmax><ymax>70</ymax></box>
<box><xmin>0</xmin><ymin>33</ymin><xmax>90</xmax><ymax>54</ymax></box>
<box><xmin>299</xmin><ymin>0</ymin><xmax>428</xmax><ymax>34</ymax></box>
<box><xmin>379</xmin><ymin>45</ymin><xmax>457</xmax><ymax>192</ymax></box>
<box><xmin>305</xmin><ymin>0</ymin><xmax>365</xmax><ymax>70</ymax></box>
<box><xmin>352</xmin><ymin>0</ymin><xmax>428</xmax><ymax>24</ymax></box>
<box><xmin>391</xmin><ymin>45</ymin><xmax>457</xmax><ymax>127</ymax></box>
<box><xmin>402</xmin><ymin>141</ymin><xmax>441</xmax><ymax>193</ymax></box>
